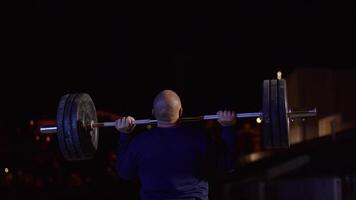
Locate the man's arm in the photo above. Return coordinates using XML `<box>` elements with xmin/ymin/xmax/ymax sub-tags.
<box><xmin>116</xmin><ymin>117</ymin><xmax>138</xmax><ymax>181</ymax></box>
<box><xmin>216</xmin><ymin>110</ymin><xmax>238</xmax><ymax>173</ymax></box>
<box><xmin>220</xmin><ymin>126</ymin><xmax>237</xmax><ymax>172</ymax></box>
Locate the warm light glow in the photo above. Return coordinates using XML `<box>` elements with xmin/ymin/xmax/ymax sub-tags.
<box><xmin>4</xmin><ymin>168</ymin><xmax>9</xmax><ymax>173</ymax></box>
<box><xmin>256</xmin><ymin>117</ymin><xmax>262</xmax><ymax>124</ymax></box>
<box><xmin>46</xmin><ymin>136</ymin><xmax>51</xmax><ymax>142</ymax></box>
<box><xmin>277</xmin><ymin>71</ymin><xmax>282</xmax><ymax>80</ymax></box>
<box><xmin>35</xmin><ymin>135</ymin><xmax>40</xmax><ymax>141</ymax></box>
<box><xmin>29</xmin><ymin>120</ymin><xmax>34</xmax><ymax>126</ymax></box>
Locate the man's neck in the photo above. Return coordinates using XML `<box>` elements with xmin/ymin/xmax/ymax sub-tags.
<box><xmin>157</xmin><ymin>119</ymin><xmax>179</xmax><ymax>128</ymax></box>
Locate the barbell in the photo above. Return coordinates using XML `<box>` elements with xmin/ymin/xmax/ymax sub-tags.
<box><xmin>40</xmin><ymin>79</ymin><xmax>317</xmax><ymax>161</ymax></box>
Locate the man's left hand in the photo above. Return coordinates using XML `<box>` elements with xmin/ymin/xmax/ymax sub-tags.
<box><xmin>217</xmin><ymin>110</ymin><xmax>237</xmax><ymax>127</ymax></box>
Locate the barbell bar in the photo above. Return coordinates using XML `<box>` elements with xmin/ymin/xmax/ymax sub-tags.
<box><xmin>40</xmin><ymin>110</ymin><xmax>316</xmax><ymax>134</ymax></box>
<box><xmin>39</xmin><ymin>79</ymin><xmax>317</xmax><ymax>161</ymax></box>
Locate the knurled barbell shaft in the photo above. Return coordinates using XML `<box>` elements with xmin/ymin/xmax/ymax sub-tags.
<box><xmin>39</xmin><ymin>109</ymin><xmax>316</xmax><ymax>134</ymax></box>
<box><xmin>40</xmin><ymin>112</ymin><xmax>261</xmax><ymax>134</ymax></box>
<box><xmin>95</xmin><ymin>112</ymin><xmax>263</xmax><ymax>128</ymax></box>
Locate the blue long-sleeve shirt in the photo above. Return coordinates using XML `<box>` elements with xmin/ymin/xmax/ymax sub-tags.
<box><xmin>116</xmin><ymin>126</ymin><xmax>237</xmax><ymax>200</ymax></box>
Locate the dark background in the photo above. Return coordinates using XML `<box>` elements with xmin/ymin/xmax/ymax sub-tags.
<box><xmin>0</xmin><ymin>0</ymin><xmax>355</xmax><ymax>199</ymax></box>
<box><xmin>2</xmin><ymin>0</ymin><xmax>355</xmax><ymax>123</ymax></box>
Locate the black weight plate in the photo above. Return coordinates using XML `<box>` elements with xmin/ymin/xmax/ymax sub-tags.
<box><xmin>63</xmin><ymin>94</ymin><xmax>80</xmax><ymax>160</ymax></box>
<box><xmin>56</xmin><ymin>94</ymin><xmax>70</xmax><ymax>159</ymax></box>
<box><xmin>70</xmin><ymin>93</ymin><xmax>98</xmax><ymax>160</ymax></box>
<box><xmin>278</xmin><ymin>79</ymin><xmax>290</xmax><ymax>147</ymax></box>
<box><xmin>262</xmin><ymin>80</ymin><xmax>272</xmax><ymax>147</ymax></box>
<box><xmin>270</xmin><ymin>79</ymin><xmax>281</xmax><ymax>147</ymax></box>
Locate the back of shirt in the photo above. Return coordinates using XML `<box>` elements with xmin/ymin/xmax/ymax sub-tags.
<box><xmin>141</xmin><ymin>127</ymin><xmax>210</xmax><ymax>199</ymax></box>
<box><xmin>117</xmin><ymin>125</ymin><xmax>237</xmax><ymax>200</ymax></box>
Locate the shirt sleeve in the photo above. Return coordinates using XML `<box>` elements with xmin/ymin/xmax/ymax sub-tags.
<box><xmin>116</xmin><ymin>133</ymin><xmax>139</xmax><ymax>181</ymax></box>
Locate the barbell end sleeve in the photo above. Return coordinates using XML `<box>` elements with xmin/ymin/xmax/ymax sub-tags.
<box><xmin>40</xmin><ymin>126</ymin><xmax>58</xmax><ymax>134</ymax></box>
<box><xmin>288</xmin><ymin>108</ymin><xmax>317</xmax><ymax>118</ymax></box>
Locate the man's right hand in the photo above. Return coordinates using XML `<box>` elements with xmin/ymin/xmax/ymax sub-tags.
<box><xmin>115</xmin><ymin>116</ymin><xmax>136</xmax><ymax>134</ymax></box>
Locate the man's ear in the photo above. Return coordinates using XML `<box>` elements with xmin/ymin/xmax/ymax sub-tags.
<box><xmin>179</xmin><ymin>107</ymin><xmax>183</xmax><ymax>117</ymax></box>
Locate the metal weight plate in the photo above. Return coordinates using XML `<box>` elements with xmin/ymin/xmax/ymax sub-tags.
<box><xmin>262</xmin><ymin>80</ymin><xmax>272</xmax><ymax>147</ymax></box>
<box><xmin>63</xmin><ymin>94</ymin><xmax>80</xmax><ymax>160</ymax></box>
<box><xmin>68</xmin><ymin>93</ymin><xmax>86</xmax><ymax>160</ymax></box>
<box><xmin>278</xmin><ymin>79</ymin><xmax>290</xmax><ymax>147</ymax></box>
<box><xmin>56</xmin><ymin>94</ymin><xmax>70</xmax><ymax>159</ymax></box>
<box><xmin>70</xmin><ymin>93</ymin><xmax>98</xmax><ymax>160</ymax></box>
<box><xmin>270</xmin><ymin>79</ymin><xmax>281</xmax><ymax>147</ymax></box>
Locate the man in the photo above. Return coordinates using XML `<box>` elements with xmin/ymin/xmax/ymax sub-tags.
<box><xmin>116</xmin><ymin>90</ymin><xmax>237</xmax><ymax>200</ymax></box>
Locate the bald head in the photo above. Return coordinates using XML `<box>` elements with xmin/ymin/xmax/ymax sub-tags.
<box><xmin>153</xmin><ymin>90</ymin><xmax>182</xmax><ymax>122</ymax></box>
